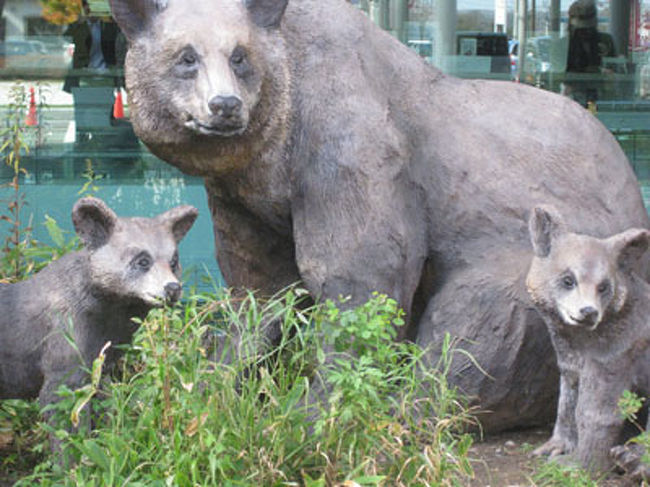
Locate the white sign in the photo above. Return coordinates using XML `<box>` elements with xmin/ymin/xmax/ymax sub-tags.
<box><xmin>494</xmin><ymin>0</ymin><xmax>507</xmax><ymax>30</ymax></box>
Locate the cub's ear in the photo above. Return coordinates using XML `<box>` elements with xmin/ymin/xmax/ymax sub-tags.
<box><xmin>72</xmin><ymin>197</ymin><xmax>118</xmax><ymax>250</ymax></box>
<box><xmin>608</xmin><ymin>228</ymin><xmax>650</xmax><ymax>274</ymax></box>
<box><xmin>157</xmin><ymin>205</ymin><xmax>199</xmax><ymax>243</ymax></box>
<box><xmin>244</xmin><ymin>0</ymin><xmax>289</xmax><ymax>28</ymax></box>
<box><xmin>528</xmin><ymin>206</ymin><xmax>563</xmax><ymax>258</ymax></box>
<box><xmin>109</xmin><ymin>0</ymin><xmax>167</xmax><ymax>41</ymax></box>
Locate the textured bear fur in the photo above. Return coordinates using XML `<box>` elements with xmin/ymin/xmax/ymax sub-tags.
<box><xmin>527</xmin><ymin>206</ymin><xmax>650</xmax><ymax>474</ymax></box>
<box><xmin>0</xmin><ymin>197</ymin><xmax>197</xmax><ymax>417</ymax></box>
<box><xmin>108</xmin><ymin>0</ymin><xmax>650</xmax><ymax>430</ymax></box>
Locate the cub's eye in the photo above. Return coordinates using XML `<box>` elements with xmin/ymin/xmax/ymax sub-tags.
<box><xmin>170</xmin><ymin>252</ymin><xmax>179</xmax><ymax>270</ymax></box>
<box><xmin>133</xmin><ymin>252</ymin><xmax>153</xmax><ymax>271</ymax></box>
<box><xmin>597</xmin><ymin>280</ymin><xmax>611</xmax><ymax>294</ymax></box>
<box><xmin>181</xmin><ymin>50</ymin><xmax>198</xmax><ymax>66</ymax></box>
<box><xmin>561</xmin><ymin>274</ymin><xmax>576</xmax><ymax>289</ymax></box>
<box><xmin>230</xmin><ymin>46</ymin><xmax>246</xmax><ymax>66</ymax></box>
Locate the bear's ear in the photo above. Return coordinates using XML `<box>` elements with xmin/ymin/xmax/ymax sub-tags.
<box><xmin>109</xmin><ymin>0</ymin><xmax>167</xmax><ymax>41</ymax></box>
<box><xmin>608</xmin><ymin>228</ymin><xmax>650</xmax><ymax>274</ymax></box>
<box><xmin>72</xmin><ymin>197</ymin><xmax>118</xmax><ymax>250</ymax></box>
<box><xmin>244</xmin><ymin>0</ymin><xmax>288</xmax><ymax>28</ymax></box>
<box><xmin>528</xmin><ymin>206</ymin><xmax>563</xmax><ymax>258</ymax></box>
<box><xmin>156</xmin><ymin>205</ymin><xmax>199</xmax><ymax>243</ymax></box>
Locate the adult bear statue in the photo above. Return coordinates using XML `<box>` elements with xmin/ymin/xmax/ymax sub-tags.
<box><xmin>109</xmin><ymin>0</ymin><xmax>650</xmax><ymax>431</ymax></box>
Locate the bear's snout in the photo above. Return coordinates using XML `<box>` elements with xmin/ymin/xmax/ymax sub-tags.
<box><xmin>578</xmin><ymin>306</ymin><xmax>599</xmax><ymax>326</ymax></box>
<box><xmin>164</xmin><ymin>282</ymin><xmax>182</xmax><ymax>304</ymax></box>
<box><xmin>208</xmin><ymin>95</ymin><xmax>243</xmax><ymax>121</ymax></box>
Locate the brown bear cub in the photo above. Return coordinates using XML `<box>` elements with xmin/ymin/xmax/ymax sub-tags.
<box><xmin>526</xmin><ymin>206</ymin><xmax>650</xmax><ymax>478</ymax></box>
<box><xmin>0</xmin><ymin>197</ymin><xmax>197</xmax><ymax>421</ymax></box>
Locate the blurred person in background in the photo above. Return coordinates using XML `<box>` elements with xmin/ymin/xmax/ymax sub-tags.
<box><xmin>63</xmin><ymin>0</ymin><xmax>125</xmax><ymax>93</ymax></box>
<box><xmin>562</xmin><ymin>0</ymin><xmax>616</xmax><ymax>107</ymax></box>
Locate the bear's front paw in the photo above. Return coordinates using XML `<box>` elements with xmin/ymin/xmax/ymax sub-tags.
<box><xmin>611</xmin><ymin>443</ymin><xmax>650</xmax><ymax>482</ymax></box>
<box><xmin>532</xmin><ymin>437</ymin><xmax>572</xmax><ymax>458</ymax></box>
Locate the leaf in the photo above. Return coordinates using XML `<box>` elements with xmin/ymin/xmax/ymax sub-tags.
<box><xmin>70</xmin><ymin>385</ymin><xmax>93</xmax><ymax>428</ymax></box>
<box><xmin>0</xmin><ymin>430</ymin><xmax>13</xmax><ymax>449</ymax></box>
<box><xmin>349</xmin><ymin>476</ymin><xmax>386</xmax><ymax>485</ymax></box>
<box><xmin>184</xmin><ymin>412</ymin><xmax>209</xmax><ymax>437</ymax></box>
<box><xmin>71</xmin><ymin>342</ymin><xmax>110</xmax><ymax>427</ymax></box>
<box><xmin>81</xmin><ymin>439</ymin><xmax>111</xmax><ymax>472</ymax></box>
<box><xmin>43</xmin><ymin>215</ymin><xmax>65</xmax><ymax>248</ymax></box>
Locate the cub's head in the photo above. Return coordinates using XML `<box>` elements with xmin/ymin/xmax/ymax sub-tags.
<box><xmin>526</xmin><ymin>206</ymin><xmax>649</xmax><ymax>330</ymax></box>
<box><xmin>72</xmin><ymin>197</ymin><xmax>198</xmax><ymax>307</ymax></box>
<box><xmin>109</xmin><ymin>0</ymin><xmax>290</xmax><ymax>173</ymax></box>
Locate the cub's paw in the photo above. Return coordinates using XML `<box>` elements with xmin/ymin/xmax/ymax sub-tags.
<box><xmin>532</xmin><ymin>437</ymin><xmax>572</xmax><ymax>458</ymax></box>
<box><xmin>611</xmin><ymin>443</ymin><xmax>650</xmax><ymax>482</ymax></box>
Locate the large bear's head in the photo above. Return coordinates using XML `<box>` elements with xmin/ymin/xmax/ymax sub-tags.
<box><xmin>109</xmin><ymin>0</ymin><xmax>290</xmax><ymax>175</ymax></box>
<box><xmin>526</xmin><ymin>206</ymin><xmax>649</xmax><ymax>331</ymax></box>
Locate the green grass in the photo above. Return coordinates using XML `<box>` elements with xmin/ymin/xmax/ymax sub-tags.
<box><xmin>2</xmin><ymin>281</ymin><xmax>646</xmax><ymax>486</ymax></box>
<box><xmin>530</xmin><ymin>460</ymin><xmax>601</xmax><ymax>487</ymax></box>
<box><xmin>1</xmin><ymin>288</ymin><xmax>477</xmax><ymax>486</ymax></box>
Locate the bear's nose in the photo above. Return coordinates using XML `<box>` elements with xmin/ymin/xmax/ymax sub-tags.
<box><xmin>579</xmin><ymin>306</ymin><xmax>598</xmax><ymax>323</ymax></box>
<box><xmin>164</xmin><ymin>282</ymin><xmax>182</xmax><ymax>304</ymax></box>
<box><xmin>208</xmin><ymin>95</ymin><xmax>242</xmax><ymax>118</ymax></box>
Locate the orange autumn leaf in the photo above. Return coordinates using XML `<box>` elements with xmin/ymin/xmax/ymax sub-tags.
<box><xmin>40</xmin><ymin>0</ymin><xmax>83</xmax><ymax>25</ymax></box>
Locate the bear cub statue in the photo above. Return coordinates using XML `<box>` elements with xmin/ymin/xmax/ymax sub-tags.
<box><xmin>0</xmin><ymin>197</ymin><xmax>198</xmax><ymax>427</ymax></box>
<box><xmin>526</xmin><ymin>206</ymin><xmax>650</xmax><ymax>479</ymax></box>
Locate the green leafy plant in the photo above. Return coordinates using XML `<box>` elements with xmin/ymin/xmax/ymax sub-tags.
<box><xmin>618</xmin><ymin>390</ymin><xmax>650</xmax><ymax>470</ymax></box>
<box><xmin>0</xmin><ymin>400</ymin><xmax>47</xmax><ymax>482</ymax></box>
<box><xmin>0</xmin><ymin>82</ymin><xmax>69</xmax><ymax>282</ymax></box>
<box><xmin>12</xmin><ymin>288</ymin><xmax>476</xmax><ymax>486</ymax></box>
<box><xmin>0</xmin><ymin>83</ymin><xmax>32</xmax><ymax>281</ymax></box>
<box><xmin>78</xmin><ymin>159</ymin><xmax>104</xmax><ymax>197</ymax></box>
<box><xmin>619</xmin><ymin>389</ymin><xmax>646</xmax><ymax>426</ymax></box>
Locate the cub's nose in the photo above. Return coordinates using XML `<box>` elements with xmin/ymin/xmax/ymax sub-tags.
<box><xmin>208</xmin><ymin>95</ymin><xmax>242</xmax><ymax>119</ymax></box>
<box><xmin>164</xmin><ymin>282</ymin><xmax>182</xmax><ymax>304</ymax></box>
<box><xmin>579</xmin><ymin>306</ymin><xmax>599</xmax><ymax>324</ymax></box>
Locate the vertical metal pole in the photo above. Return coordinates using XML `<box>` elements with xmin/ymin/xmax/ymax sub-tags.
<box><xmin>550</xmin><ymin>0</ymin><xmax>560</xmax><ymax>34</ymax></box>
<box><xmin>610</xmin><ymin>0</ymin><xmax>631</xmax><ymax>57</ymax></box>
<box><xmin>517</xmin><ymin>0</ymin><xmax>528</xmax><ymax>80</ymax></box>
<box><xmin>389</xmin><ymin>0</ymin><xmax>409</xmax><ymax>42</ymax></box>
<box><xmin>531</xmin><ymin>0</ymin><xmax>536</xmax><ymax>35</ymax></box>
<box><xmin>435</xmin><ymin>0</ymin><xmax>457</xmax><ymax>72</ymax></box>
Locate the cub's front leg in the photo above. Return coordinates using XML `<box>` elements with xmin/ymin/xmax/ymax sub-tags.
<box><xmin>575</xmin><ymin>369</ymin><xmax>628</xmax><ymax>473</ymax></box>
<box><xmin>534</xmin><ymin>369</ymin><xmax>579</xmax><ymax>458</ymax></box>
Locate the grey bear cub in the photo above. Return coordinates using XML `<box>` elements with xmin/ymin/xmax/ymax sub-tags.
<box><xmin>526</xmin><ymin>206</ymin><xmax>650</xmax><ymax>477</ymax></box>
<box><xmin>0</xmin><ymin>197</ymin><xmax>197</xmax><ymax>418</ymax></box>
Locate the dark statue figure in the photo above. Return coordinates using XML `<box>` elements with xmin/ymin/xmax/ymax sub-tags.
<box><xmin>527</xmin><ymin>206</ymin><xmax>650</xmax><ymax>475</ymax></box>
<box><xmin>108</xmin><ymin>0</ymin><xmax>650</xmax><ymax>431</ymax></box>
<box><xmin>0</xmin><ymin>197</ymin><xmax>197</xmax><ymax>444</ymax></box>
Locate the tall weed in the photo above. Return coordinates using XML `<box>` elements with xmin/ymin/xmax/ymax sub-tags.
<box><xmin>14</xmin><ymin>288</ymin><xmax>476</xmax><ymax>486</ymax></box>
<box><xmin>0</xmin><ymin>82</ymin><xmax>77</xmax><ymax>281</ymax></box>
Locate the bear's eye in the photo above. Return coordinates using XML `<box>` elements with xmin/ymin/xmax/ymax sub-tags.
<box><xmin>181</xmin><ymin>49</ymin><xmax>198</xmax><ymax>66</ymax></box>
<box><xmin>230</xmin><ymin>46</ymin><xmax>251</xmax><ymax>77</ymax></box>
<box><xmin>597</xmin><ymin>280</ymin><xmax>611</xmax><ymax>294</ymax></box>
<box><xmin>133</xmin><ymin>252</ymin><xmax>153</xmax><ymax>271</ymax></box>
<box><xmin>174</xmin><ymin>46</ymin><xmax>200</xmax><ymax>78</ymax></box>
<box><xmin>230</xmin><ymin>49</ymin><xmax>245</xmax><ymax>65</ymax></box>
<box><xmin>561</xmin><ymin>274</ymin><xmax>576</xmax><ymax>289</ymax></box>
<box><xmin>170</xmin><ymin>251</ymin><xmax>179</xmax><ymax>271</ymax></box>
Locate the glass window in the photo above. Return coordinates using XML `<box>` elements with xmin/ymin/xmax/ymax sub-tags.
<box><xmin>353</xmin><ymin>0</ymin><xmax>650</xmax><ymax>211</ymax></box>
<box><xmin>1</xmin><ymin>0</ymin><xmax>648</xmax><ymax>283</ymax></box>
<box><xmin>0</xmin><ymin>0</ymin><xmax>220</xmax><ymax>288</ymax></box>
